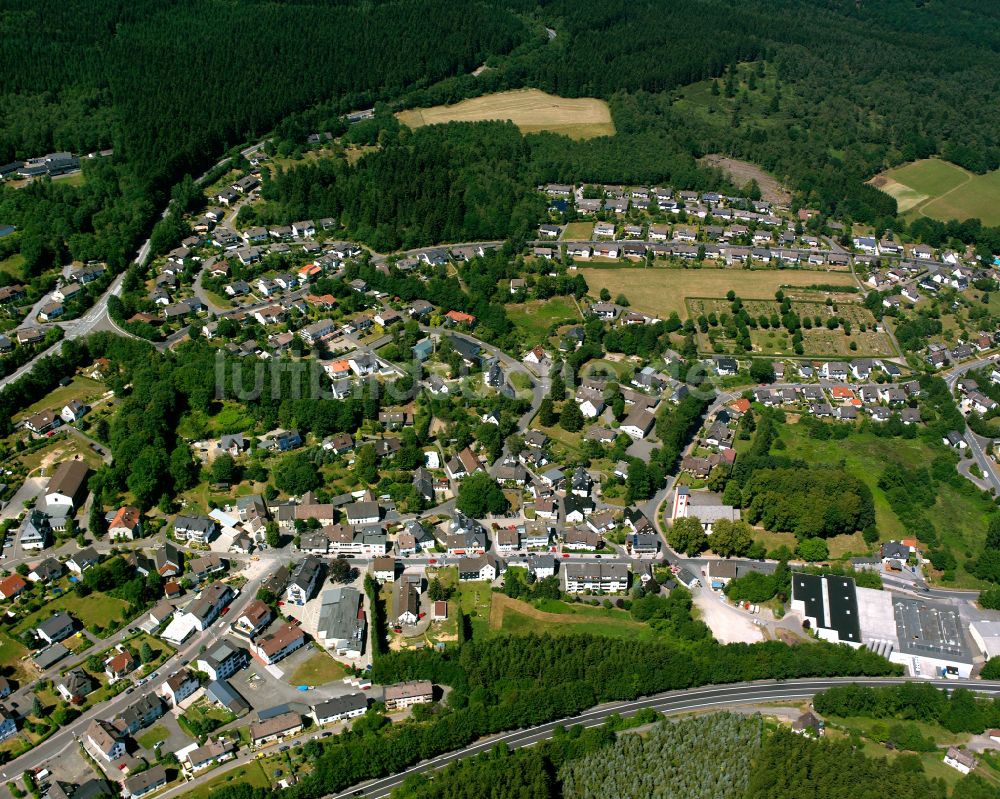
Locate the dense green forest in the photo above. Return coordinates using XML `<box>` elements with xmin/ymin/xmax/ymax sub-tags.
<box><xmin>0</xmin><ymin>0</ymin><xmax>528</xmax><ymax>275</ymax></box>
<box><xmin>388</xmin><ymin>712</ymin><xmax>996</xmax><ymax>799</ymax></box>
<box><xmin>6</xmin><ymin>0</ymin><xmax>1000</xmax><ymax>269</ymax></box>
<box><xmin>559</xmin><ymin>713</ymin><xmax>761</xmax><ymax>799</ymax></box>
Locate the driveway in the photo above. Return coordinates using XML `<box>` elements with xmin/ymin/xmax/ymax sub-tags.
<box><xmin>692</xmin><ymin>587</ymin><xmax>765</xmax><ymax>644</ymax></box>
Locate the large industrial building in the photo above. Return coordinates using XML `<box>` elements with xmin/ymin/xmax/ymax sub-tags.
<box><xmin>791</xmin><ymin>572</ymin><xmax>974</xmax><ymax>678</ymax></box>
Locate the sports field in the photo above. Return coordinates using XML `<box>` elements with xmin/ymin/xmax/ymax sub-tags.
<box><xmin>869</xmin><ymin>158</ymin><xmax>1000</xmax><ymax>225</ymax></box>
<box><xmin>578</xmin><ymin>267</ymin><xmax>856</xmax><ymax>320</ymax></box>
<box><xmin>396</xmin><ymin>89</ymin><xmax>615</xmax><ymax>140</ymax></box>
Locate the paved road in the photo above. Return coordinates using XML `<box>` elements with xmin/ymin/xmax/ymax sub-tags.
<box><xmin>321</xmin><ymin>677</ymin><xmax>1000</xmax><ymax>798</ymax></box>
<box><xmin>3</xmin><ymin>570</ymin><xmax>265</xmax><ymax>778</ymax></box>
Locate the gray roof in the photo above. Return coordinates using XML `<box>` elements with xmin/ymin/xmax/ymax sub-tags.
<box><xmin>205</xmin><ymin>679</ymin><xmax>250</xmax><ymax>715</ymax></box>
<box><xmin>317</xmin><ymin>587</ymin><xmax>365</xmax><ymax>645</ymax></box>
<box><xmin>313</xmin><ymin>693</ymin><xmax>368</xmax><ymax>719</ymax></box>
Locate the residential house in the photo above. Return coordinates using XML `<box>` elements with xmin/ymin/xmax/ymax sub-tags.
<box><xmin>67</xmin><ymin>546</ymin><xmax>100</xmax><ymax>574</ymax></box>
<box><xmin>159</xmin><ymin>670</ymin><xmax>199</xmax><ymax>707</ymax></box>
<box><xmin>124</xmin><ymin>766</ymin><xmax>167</xmax><ymax>799</ymax></box>
<box><xmin>944</xmin><ymin>748</ymin><xmax>978</xmax><ymax>775</ymax></box>
<box><xmin>250</xmin><ymin>711</ymin><xmax>303</xmax><ymax>746</ymax></box>
<box><xmin>286</xmin><ymin>557</ymin><xmax>324</xmax><ymax>605</ymax></box>
<box><xmin>19</xmin><ymin>511</ymin><xmax>50</xmax><ymax>551</ymax></box>
<box><xmin>27</xmin><ymin>557</ymin><xmax>63</xmax><ymax>583</ymax></box>
<box><xmin>459</xmin><ymin>554</ymin><xmax>504</xmax><ymax>582</ymax></box>
<box><xmin>232</xmin><ymin>600</ymin><xmax>274</xmax><ymax>640</ymax></box>
<box><xmin>108</xmin><ymin>506</ymin><xmax>141</xmax><ymax>541</ymax></box>
<box><xmin>60</xmin><ymin>400</ymin><xmax>89</xmax><ymax>424</ymax></box>
<box><xmin>563</xmin><ymin>562</ymin><xmax>629</xmax><ymax>594</ymax></box>
<box><xmin>86</xmin><ymin>719</ymin><xmax>125</xmax><ymax>762</ymax></box>
<box><xmin>114</xmin><ymin>693</ymin><xmax>164</xmax><ymax>735</ymax></box>
<box><xmin>185</xmin><ymin>739</ymin><xmax>237</xmax><ymax>773</ymax></box>
<box><xmin>58</xmin><ymin>669</ymin><xmax>96</xmax><ymax>704</ymax></box>
<box><xmin>196</xmin><ymin>640</ymin><xmax>248</xmax><ymax>682</ymax></box>
<box><xmin>250</xmin><ymin>623</ymin><xmax>307</xmax><ymax>665</ymax></box>
<box><xmin>383</xmin><ymin>681</ymin><xmax>434</xmax><ymax>711</ymax></box>
<box><xmin>36</xmin><ymin>611</ymin><xmax>74</xmax><ymax>644</ymax></box>
<box><xmin>0</xmin><ymin>574</ymin><xmax>27</xmax><ymax>601</ymax></box>
<box><xmin>312</xmin><ymin>694</ymin><xmax>368</xmax><ymax>726</ymax></box>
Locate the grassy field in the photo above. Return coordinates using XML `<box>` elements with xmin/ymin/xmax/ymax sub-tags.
<box><xmin>491</xmin><ymin>595</ymin><xmax>651</xmax><ymax>640</ymax></box>
<box><xmin>287</xmin><ymin>648</ymin><xmax>346</xmax><ymax>685</ymax></box>
<box><xmin>579</xmin><ymin>268</ymin><xmax>857</xmax><ymax>320</ymax></box>
<box><xmin>397</xmin><ymin>89</ymin><xmax>615</xmax><ymax>140</ymax></box>
<box><xmin>870</xmin><ymin>158</ymin><xmax>1000</xmax><ymax>225</ymax></box>
<box><xmin>136</xmin><ymin>724</ymin><xmax>170</xmax><ymax>750</ymax></box>
<box><xmin>16</xmin><ymin>376</ymin><xmax>105</xmax><ymax>422</ymax></box>
<box><xmin>13</xmin><ymin>592</ymin><xmax>130</xmax><ymax>636</ymax></box>
<box><xmin>0</xmin><ymin>630</ymin><xmax>29</xmax><ymax>682</ymax></box>
<box><xmin>561</xmin><ymin>221</ymin><xmax>594</xmax><ymax>240</ymax></box>
<box><xmin>688</xmin><ymin>297</ymin><xmax>894</xmax><ymax>357</ymax></box>
<box><xmin>187</xmin><ymin>760</ymin><xmax>270</xmax><ymax>799</ymax></box>
<box><xmin>456</xmin><ymin>579</ymin><xmax>493</xmax><ymax>639</ymax></box>
<box><xmin>0</xmin><ymin>253</ymin><xmax>25</xmax><ymax>279</ymax></box>
<box><xmin>507</xmin><ymin>296</ymin><xmax>580</xmax><ymax>341</ymax></box>
<box><xmin>778</xmin><ymin>420</ymin><xmax>994</xmax><ymax>573</ymax></box>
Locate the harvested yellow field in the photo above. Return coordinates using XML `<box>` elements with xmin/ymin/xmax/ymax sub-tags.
<box><xmin>397</xmin><ymin>89</ymin><xmax>615</xmax><ymax>140</ymax></box>
<box><xmin>578</xmin><ymin>267</ymin><xmax>856</xmax><ymax>319</ymax></box>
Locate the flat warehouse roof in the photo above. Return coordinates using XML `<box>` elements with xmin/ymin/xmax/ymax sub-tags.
<box><xmin>893</xmin><ymin>597</ymin><xmax>972</xmax><ymax>662</ymax></box>
<box><xmin>792</xmin><ymin>573</ymin><xmax>824</xmax><ymax>626</ymax></box>
<box><xmin>826</xmin><ymin>576</ymin><xmax>861</xmax><ymax>644</ymax></box>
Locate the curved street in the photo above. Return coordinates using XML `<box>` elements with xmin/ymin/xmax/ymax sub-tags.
<box><xmin>326</xmin><ymin>676</ymin><xmax>1000</xmax><ymax>798</ymax></box>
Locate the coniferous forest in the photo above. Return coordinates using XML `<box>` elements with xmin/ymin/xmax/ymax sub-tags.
<box><xmin>6</xmin><ymin>0</ymin><xmax>1000</xmax><ymax>274</ymax></box>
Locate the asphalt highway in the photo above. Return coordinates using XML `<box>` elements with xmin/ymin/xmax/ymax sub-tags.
<box><xmin>327</xmin><ymin>677</ymin><xmax>1000</xmax><ymax>798</ymax></box>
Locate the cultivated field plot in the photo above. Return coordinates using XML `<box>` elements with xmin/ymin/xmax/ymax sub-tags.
<box><xmin>578</xmin><ymin>267</ymin><xmax>857</xmax><ymax>320</ymax></box>
<box><xmin>687</xmin><ymin>297</ymin><xmax>893</xmax><ymax>357</ymax></box>
<box><xmin>870</xmin><ymin>158</ymin><xmax>1000</xmax><ymax>225</ymax></box>
<box><xmin>396</xmin><ymin>89</ymin><xmax>615</xmax><ymax>140</ymax></box>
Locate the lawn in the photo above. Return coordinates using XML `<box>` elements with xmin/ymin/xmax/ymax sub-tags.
<box><xmin>184</xmin><ymin>698</ymin><xmax>236</xmax><ymax>732</ymax></box>
<box><xmin>561</xmin><ymin>221</ymin><xmax>594</xmax><ymax>240</ymax></box>
<box><xmin>0</xmin><ymin>630</ymin><xmax>29</xmax><ymax>681</ymax></box>
<box><xmin>397</xmin><ymin>89</ymin><xmax>615</xmax><ymax>140</ymax></box>
<box><xmin>492</xmin><ymin>595</ymin><xmax>651</xmax><ymax>640</ymax></box>
<box><xmin>0</xmin><ymin>253</ymin><xmax>25</xmax><ymax>279</ymax></box>
<box><xmin>778</xmin><ymin>420</ymin><xmax>994</xmax><ymax>573</ymax></box>
<box><xmin>870</xmin><ymin>158</ymin><xmax>1000</xmax><ymax>225</ymax></box>
<box><xmin>186</xmin><ymin>760</ymin><xmax>270</xmax><ymax>799</ymax></box>
<box><xmin>16</xmin><ymin>376</ymin><xmax>105</xmax><ymax>422</ymax></box>
<box><xmin>136</xmin><ymin>724</ymin><xmax>169</xmax><ymax>750</ymax></box>
<box><xmin>456</xmin><ymin>579</ymin><xmax>493</xmax><ymax>639</ymax></box>
<box><xmin>288</xmin><ymin>648</ymin><xmax>347</xmax><ymax>686</ymax></box>
<box><xmin>13</xmin><ymin>592</ymin><xmax>130</xmax><ymax>636</ymax></box>
<box><xmin>507</xmin><ymin>296</ymin><xmax>580</xmax><ymax>342</ymax></box>
<box><xmin>578</xmin><ymin>268</ymin><xmax>856</xmax><ymax>321</ymax></box>
<box><xmin>530</xmin><ymin>419</ymin><xmax>584</xmax><ymax>458</ymax></box>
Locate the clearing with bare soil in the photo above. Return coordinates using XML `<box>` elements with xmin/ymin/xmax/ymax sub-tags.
<box><xmin>700</xmin><ymin>154</ymin><xmax>792</xmax><ymax>205</ymax></box>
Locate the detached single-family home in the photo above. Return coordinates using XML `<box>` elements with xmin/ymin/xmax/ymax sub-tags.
<box><xmin>108</xmin><ymin>506</ymin><xmax>142</xmax><ymax>541</ymax></box>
